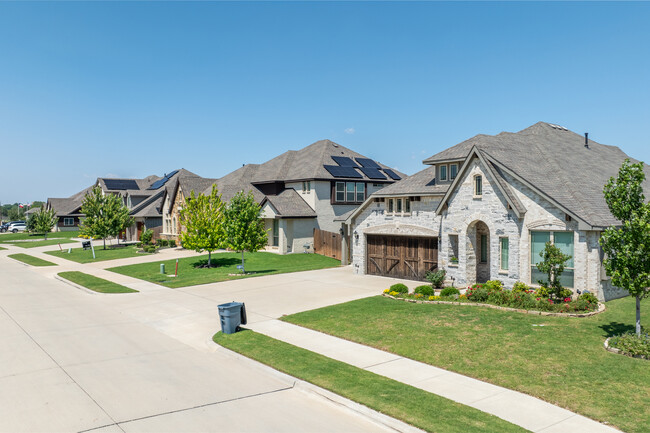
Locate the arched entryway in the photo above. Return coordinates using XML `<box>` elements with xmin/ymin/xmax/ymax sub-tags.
<box><xmin>466</xmin><ymin>220</ymin><xmax>490</xmax><ymax>285</ymax></box>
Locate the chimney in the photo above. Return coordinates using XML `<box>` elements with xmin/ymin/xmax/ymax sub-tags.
<box><xmin>584</xmin><ymin>132</ymin><xmax>589</xmax><ymax>148</ymax></box>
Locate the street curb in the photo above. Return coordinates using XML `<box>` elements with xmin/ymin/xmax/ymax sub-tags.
<box><xmin>54</xmin><ymin>274</ymin><xmax>101</xmax><ymax>295</ymax></box>
<box><xmin>212</xmin><ymin>334</ymin><xmax>425</xmax><ymax>433</ymax></box>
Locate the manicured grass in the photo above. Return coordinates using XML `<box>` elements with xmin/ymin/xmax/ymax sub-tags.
<box><xmin>214</xmin><ymin>330</ymin><xmax>527</xmax><ymax>433</ymax></box>
<box><xmin>0</xmin><ymin>230</ymin><xmax>79</xmax><ymax>242</ymax></box>
<box><xmin>8</xmin><ymin>253</ymin><xmax>57</xmax><ymax>267</ymax></box>
<box><xmin>108</xmin><ymin>252</ymin><xmax>340</xmax><ymax>288</ymax></box>
<box><xmin>1</xmin><ymin>239</ymin><xmax>77</xmax><ymax>249</ymax></box>
<box><xmin>58</xmin><ymin>271</ymin><xmax>138</xmax><ymax>293</ymax></box>
<box><xmin>283</xmin><ymin>296</ymin><xmax>649</xmax><ymax>433</ymax></box>
<box><xmin>45</xmin><ymin>245</ymin><xmax>147</xmax><ymax>263</ymax></box>
<box><xmin>0</xmin><ymin>246</ymin><xmax>6</xmax><ymax>251</ymax></box>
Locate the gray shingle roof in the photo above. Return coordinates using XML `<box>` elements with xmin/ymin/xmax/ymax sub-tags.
<box><xmin>424</xmin><ymin>122</ymin><xmax>650</xmax><ymax>228</ymax></box>
<box><xmin>262</xmin><ymin>189</ymin><xmax>316</xmax><ymax>218</ymax></box>
<box><xmin>371</xmin><ymin>166</ymin><xmax>447</xmax><ymax>197</ymax></box>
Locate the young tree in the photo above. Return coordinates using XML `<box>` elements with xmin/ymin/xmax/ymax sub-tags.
<box><xmin>600</xmin><ymin>159</ymin><xmax>650</xmax><ymax>336</ymax></box>
<box><xmin>536</xmin><ymin>242</ymin><xmax>572</xmax><ymax>300</ymax></box>
<box><xmin>224</xmin><ymin>191</ymin><xmax>268</xmax><ymax>273</ymax></box>
<box><xmin>31</xmin><ymin>207</ymin><xmax>57</xmax><ymax>239</ymax></box>
<box><xmin>80</xmin><ymin>186</ymin><xmax>134</xmax><ymax>249</ymax></box>
<box><xmin>179</xmin><ymin>185</ymin><xmax>226</xmax><ymax>268</ymax></box>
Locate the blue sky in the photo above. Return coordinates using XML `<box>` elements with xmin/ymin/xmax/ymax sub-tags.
<box><xmin>1</xmin><ymin>2</ymin><xmax>649</xmax><ymax>204</ymax></box>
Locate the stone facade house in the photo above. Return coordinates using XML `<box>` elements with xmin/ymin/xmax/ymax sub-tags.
<box><xmin>160</xmin><ymin>139</ymin><xmax>404</xmax><ymax>254</ymax></box>
<box><xmin>346</xmin><ymin>122</ymin><xmax>649</xmax><ymax>301</ymax></box>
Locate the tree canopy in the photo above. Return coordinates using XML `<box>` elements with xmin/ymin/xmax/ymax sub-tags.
<box><xmin>600</xmin><ymin>159</ymin><xmax>650</xmax><ymax>336</ymax></box>
<box><xmin>179</xmin><ymin>185</ymin><xmax>226</xmax><ymax>267</ymax></box>
<box><xmin>30</xmin><ymin>207</ymin><xmax>57</xmax><ymax>239</ymax></box>
<box><xmin>80</xmin><ymin>185</ymin><xmax>134</xmax><ymax>249</ymax></box>
<box><xmin>224</xmin><ymin>191</ymin><xmax>268</xmax><ymax>273</ymax></box>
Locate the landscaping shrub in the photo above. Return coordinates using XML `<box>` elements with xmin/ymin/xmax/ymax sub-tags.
<box><xmin>142</xmin><ymin>245</ymin><xmax>157</xmax><ymax>253</ymax></box>
<box><xmin>579</xmin><ymin>292</ymin><xmax>599</xmax><ymax>305</ymax></box>
<box><xmin>414</xmin><ymin>285</ymin><xmax>434</xmax><ymax>296</ymax></box>
<box><xmin>389</xmin><ymin>283</ymin><xmax>409</xmax><ymax>294</ymax></box>
<box><xmin>169</xmin><ymin>239</ymin><xmax>177</xmax><ymax>247</ymax></box>
<box><xmin>487</xmin><ymin>289</ymin><xmax>511</xmax><ymax>305</ymax></box>
<box><xmin>425</xmin><ymin>269</ymin><xmax>446</xmax><ymax>289</ymax></box>
<box><xmin>440</xmin><ymin>287</ymin><xmax>460</xmax><ymax>297</ymax></box>
<box><xmin>609</xmin><ymin>330</ymin><xmax>650</xmax><ymax>358</ymax></box>
<box><xmin>157</xmin><ymin>239</ymin><xmax>168</xmax><ymax>247</ymax></box>
<box><xmin>468</xmin><ymin>286</ymin><xmax>490</xmax><ymax>302</ymax></box>
<box><xmin>140</xmin><ymin>229</ymin><xmax>154</xmax><ymax>245</ymax></box>
<box><xmin>534</xmin><ymin>286</ymin><xmax>551</xmax><ymax>299</ymax></box>
<box><xmin>484</xmin><ymin>280</ymin><xmax>504</xmax><ymax>291</ymax></box>
<box><xmin>512</xmin><ymin>281</ymin><xmax>530</xmax><ymax>293</ymax></box>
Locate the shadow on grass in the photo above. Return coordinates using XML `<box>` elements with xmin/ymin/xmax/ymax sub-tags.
<box><xmin>599</xmin><ymin>321</ymin><xmax>635</xmax><ymax>337</ymax></box>
<box><xmin>191</xmin><ymin>257</ymin><xmax>240</xmax><ymax>268</ymax></box>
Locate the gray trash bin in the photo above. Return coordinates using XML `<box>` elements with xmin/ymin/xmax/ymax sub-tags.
<box><xmin>218</xmin><ymin>302</ymin><xmax>247</xmax><ymax>334</ymax></box>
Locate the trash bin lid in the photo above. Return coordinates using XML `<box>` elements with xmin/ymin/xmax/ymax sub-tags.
<box><xmin>218</xmin><ymin>302</ymin><xmax>242</xmax><ymax>311</ymax></box>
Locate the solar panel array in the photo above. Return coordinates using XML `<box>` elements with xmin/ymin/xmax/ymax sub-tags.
<box><xmin>382</xmin><ymin>169</ymin><xmax>402</xmax><ymax>180</ymax></box>
<box><xmin>355</xmin><ymin>158</ymin><xmax>381</xmax><ymax>169</ymax></box>
<box><xmin>331</xmin><ymin>156</ymin><xmax>359</xmax><ymax>167</ymax></box>
<box><xmin>323</xmin><ymin>165</ymin><xmax>363</xmax><ymax>178</ymax></box>
<box><xmin>358</xmin><ymin>167</ymin><xmax>386</xmax><ymax>180</ymax></box>
<box><xmin>148</xmin><ymin>169</ymin><xmax>180</xmax><ymax>190</ymax></box>
<box><xmin>104</xmin><ymin>179</ymin><xmax>139</xmax><ymax>190</ymax></box>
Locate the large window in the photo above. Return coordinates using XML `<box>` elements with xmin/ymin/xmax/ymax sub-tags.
<box><xmin>531</xmin><ymin>231</ymin><xmax>574</xmax><ymax>288</ymax></box>
<box><xmin>386</xmin><ymin>197</ymin><xmax>411</xmax><ymax>216</ymax></box>
<box><xmin>64</xmin><ymin>217</ymin><xmax>74</xmax><ymax>226</ymax></box>
<box><xmin>449</xmin><ymin>234</ymin><xmax>459</xmax><ymax>263</ymax></box>
<box><xmin>500</xmin><ymin>237</ymin><xmax>509</xmax><ymax>271</ymax></box>
<box><xmin>335</xmin><ymin>182</ymin><xmax>365</xmax><ymax>203</ymax></box>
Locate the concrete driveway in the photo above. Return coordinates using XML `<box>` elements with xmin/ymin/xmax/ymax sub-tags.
<box><xmin>0</xmin><ymin>250</ymin><xmax>411</xmax><ymax>432</ymax></box>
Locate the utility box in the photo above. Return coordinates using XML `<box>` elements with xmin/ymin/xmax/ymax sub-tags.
<box><xmin>217</xmin><ymin>302</ymin><xmax>247</xmax><ymax>334</ymax></box>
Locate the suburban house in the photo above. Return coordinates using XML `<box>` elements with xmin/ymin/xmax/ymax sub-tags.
<box><xmin>344</xmin><ymin>122</ymin><xmax>649</xmax><ymax>301</ymax></box>
<box><xmin>160</xmin><ymin>139</ymin><xmax>404</xmax><ymax>255</ymax></box>
<box><xmin>46</xmin><ymin>186</ymin><xmax>93</xmax><ymax>231</ymax></box>
<box><xmin>46</xmin><ymin>169</ymin><xmax>196</xmax><ymax>239</ymax></box>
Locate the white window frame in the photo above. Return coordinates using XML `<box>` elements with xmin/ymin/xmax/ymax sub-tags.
<box><xmin>450</xmin><ymin>163</ymin><xmax>458</xmax><ymax>180</ymax></box>
<box><xmin>499</xmin><ymin>237</ymin><xmax>509</xmax><ymax>272</ymax></box>
<box><xmin>439</xmin><ymin>165</ymin><xmax>448</xmax><ymax>181</ymax></box>
<box><xmin>335</xmin><ymin>181</ymin><xmax>364</xmax><ymax>203</ymax></box>
<box><xmin>63</xmin><ymin>217</ymin><xmax>74</xmax><ymax>226</ymax></box>
<box><xmin>474</xmin><ymin>175</ymin><xmax>483</xmax><ymax>197</ymax></box>
<box><xmin>335</xmin><ymin>182</ymin><xmax>345</xmax><ymax>202</ymax></box>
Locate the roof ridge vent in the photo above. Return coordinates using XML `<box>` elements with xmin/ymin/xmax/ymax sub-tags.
<box><xmin>547</xmin><ymin>123</ymin><xmax>568</xmax><ymax>131</ymax></box>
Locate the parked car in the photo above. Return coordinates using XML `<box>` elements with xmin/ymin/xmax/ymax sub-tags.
<box><xmin>1</xmin><ymin>221</ymin><xmax>25</xmax><ymax>233</ymax></box>
<box><xmin>7</xmin><ymin>222</ymin><xmax>27</xmax><ymax>233</ymax></box>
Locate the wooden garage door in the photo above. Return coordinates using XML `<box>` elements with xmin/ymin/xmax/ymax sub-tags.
<box><xmin>367</xmin><ymin>235</ymin><xmax>438</xmax><ymax>281</ymax></box>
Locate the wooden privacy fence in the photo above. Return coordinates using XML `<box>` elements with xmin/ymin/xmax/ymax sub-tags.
<box><xmin>313</xmin><ymin>228</ymin><xmax>342</xmax><ymax>260</ymax></box>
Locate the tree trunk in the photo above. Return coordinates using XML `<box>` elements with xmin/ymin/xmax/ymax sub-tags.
<box><xmin>44</xmin><ymin>232</ymin><xmax>48</xmax><ymax>241</ymax></box>
<box><xmin>636</xmin><ymin>294</ymin><xmax>642</xmax><ymax>337</ymax></box>
<box><xmin>208</xmin><ymin>251</ymin><xmax>212</xmax><ymax>268</ymax></box>
<box><xmin>103</xmin><ymin>238</ymin><xmax>106</xmax><ymax>250</ymax></box>
<box><xmin>241</xmin><ymin>251</ymin><xmax>245</xmax><ymax>273</ymax></box>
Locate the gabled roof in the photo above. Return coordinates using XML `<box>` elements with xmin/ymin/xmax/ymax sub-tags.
<box><xmin>46</xmin><ymin>185</ymin><xmax>93</xmax><ymax>217</ymax></box>
<box><xmin>428</xmin><ymin>122</ymin><xmax>650</xmax><ymax>228</ymax></box>
<box><xmin>251</xmin><ymin>139</ymin><xmax>405</xmax><ymax>183</ymax></box>
<box><xmin>261</xmin><ymin>189</ymin><xmax>316</xmax><ymax>218</ymax></box>
<box><xmin>370</xmin><ymin>166</ymin><xmax>447</xmax><ymax>197</ymax></box>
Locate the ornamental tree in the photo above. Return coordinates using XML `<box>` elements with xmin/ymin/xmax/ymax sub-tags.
<box><xmin>600</xmin><ymin>159</ymin><xmax>650</xmax><ymax>336</ymax></box>
<box><xmin>224</xmin><ymin>191</ymin><xmax>268</xmax><ymax>273</ymax></box>
<box><xmin>536</xmin><ymin>241</ymin><xmax>572</xmax><ymax>301</ymax></box>
<box><xmin>31</xmin><ymin>207</ymin><xmax>57</xmax><ymax>239</ymax></box>
<box><xmin>179</xmin><ymin>185</ymin><xmax>226</xmax><ymax>268</ymax></box>
<box><xmin>80</xmin><ymin>185</ymin><xmax>134</xmax><ymax>249</ymax></box>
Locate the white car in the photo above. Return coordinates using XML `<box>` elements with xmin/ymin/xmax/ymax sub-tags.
<box><xmin>8</xmin><ymin>222</ymin><xmax>26</xmax><ymax>233</ymax></box>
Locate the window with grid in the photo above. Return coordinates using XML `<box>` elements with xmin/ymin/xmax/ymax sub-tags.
<box><xmin>531</xmin><ymin>231</ymin><xmax>574</xmax><ymax>288</ymax></box>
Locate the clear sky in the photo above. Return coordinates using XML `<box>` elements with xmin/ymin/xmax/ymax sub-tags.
<box><xmin>1</xmin><ymin>1</ymin><xmax>649</xmax><ymax>205</ymax></box>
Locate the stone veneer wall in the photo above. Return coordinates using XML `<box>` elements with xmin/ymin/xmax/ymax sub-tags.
<box><xmin>351</xmin><ymin>196</ymin><xmax>442</xmax><ymax>275</ymax></box>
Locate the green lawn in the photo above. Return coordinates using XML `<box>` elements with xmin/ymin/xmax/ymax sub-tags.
<box><xmin>0</xmin><ymin>230</ymin><xmax>79</xmax><ymax>242</ymax></box>
<box><xmin>58</xmin><ymin>271</ymin><xmax>138</xmax><ymax>293</ymax></box>
<box><xmin>1</xmin><ymin>239</ymin><xmax>77</xmax><ymax>249</ymax></box>
<box><xmin>108</xmin><ymin>252</ymin><xmax>340</xmax><ymax>288</ymax></box>
<box><xmin>0</xmin><ymin>246</ymin><xmax>6</xmax><ymax>251</ymax></box>
<box><xmin>283</xmin><ymin>296</ymin><xmax>649</xmax><ymax>433</ymax></box>
<box><xmin>214</xmin><ymin>330</ymin><xmax>527</xmax><ymax>433</ymax></box>
<box><xmin>8</xmin><ymin>253</ymin><xmax>57</xmax><ymax>267</ymax></box>
<box><xmin>45</xmin><ymin>245</ymin><xmax>147</xmax><ymax>263</ymax></box>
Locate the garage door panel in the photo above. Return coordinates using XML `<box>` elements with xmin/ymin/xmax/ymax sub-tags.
<box><xmin>366</xmin><ymin>235</ymin><xmax>438</xmax><ymax>281</ymax></box>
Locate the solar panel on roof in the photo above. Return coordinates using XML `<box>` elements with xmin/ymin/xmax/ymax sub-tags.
<box><xmin>104</xmin><ymin>179</ymin><xmax>139</xmax><ymax>190</ymax></box>
<box><xmin>323</xmin><ymin>165</ymin><xmax>363</xmax><ymax>178</ymax></box>
<box><xmin>331</xmin><ymin>156</ymin><xmax>359</xmax><ymax>167</ymax></box>
<box><xmin>358</xmin><ymin>167</ymin><xmax>386</xmax><ymax>180</ymax></box>
<box><xmin>355</xmin><ymin>158</ymin><xmax>381</xmax><ymax>169</ymax></box>
<box><xmin>148</xmin><ymin>169</ymin><xmax>180</xmax><ymax>190</ymax></box>
<box><xmin>382</xmin><ymin>169</ymin><xmax>402</xmax><ymax>180</ymax></box>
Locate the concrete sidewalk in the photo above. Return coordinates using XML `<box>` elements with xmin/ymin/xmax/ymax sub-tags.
<box><xmin>248</xmin><ymin>320</ymin><xmax>620</xmax><ymax>433</ymax></box>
